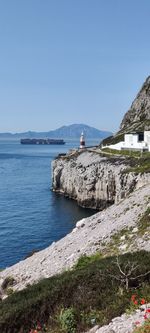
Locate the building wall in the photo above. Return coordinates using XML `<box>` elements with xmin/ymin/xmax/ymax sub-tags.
<box><xmin>144</xmin><ymin>131</ymin><xmax>150</xmax><ymax>145</ymax></box>
<box><xmin>103</xmin><ymin>131</ymin><xmax>150</xmax><ymax>152</ymax></box>
<box><xmin>124</xmin><ymin>134</ymin><xmax>139</xmax><ymax>145</ymax></box>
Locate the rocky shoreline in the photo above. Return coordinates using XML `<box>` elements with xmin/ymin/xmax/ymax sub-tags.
<box><xmin>52</xmin><ymin>150</ymin><xmax>149</xmax><ymax>210</ymax></box>
<box><xmin>0</xmin><ymin>182</ymin><xmax>149</xmax><ymax>298</ymax></box>
<box><xmin>0</xmin><ymin>150</ymin><xmax>150</xmax><ymax>332</ymax></box>
<box><xmin>1</xmin><ymin>75</ymin><xmax>150</xmax><ymax>332</ymax></box>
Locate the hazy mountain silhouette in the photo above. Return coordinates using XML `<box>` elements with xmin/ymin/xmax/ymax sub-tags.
<box><xmin>0</xmin><ymin>124</ymin><xmax>112</xmax><ymax>140</ymax></box>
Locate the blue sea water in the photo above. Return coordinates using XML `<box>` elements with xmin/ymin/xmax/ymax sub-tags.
<box><xmin>0</xmin><ymin>139</ymin><xmax>98</xmax><ymax>268</ymax></box>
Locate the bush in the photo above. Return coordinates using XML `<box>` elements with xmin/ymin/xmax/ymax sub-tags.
<box><xmin>59</xmin><ymin>307</ymin><xmax>76</xmax><ymax>333</ymax></box>
<box><xmin>1</xmin><ymin>276</ymin><xmax>15</xmax><ymax>290</ymax></box>
<box><xmin>0</xmin><ymin>251</ymin><xmax>149</xmax><ymax>333</ymax></box>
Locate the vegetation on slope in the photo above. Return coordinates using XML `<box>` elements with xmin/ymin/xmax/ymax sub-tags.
<box><xmin>100</xmin><ymin>133</ymin><xmax>124</xmax><ymax>146</ymax></box>
<box><xmin>99</xmin><ymin>148</ymin><xmax>150</xmax><ymax>174</ymax></box>
<box><xmin>101</xmin><ymin>147</ymin><xmax>144</xmax><ymax>157</ymax></box>
<box><xmin>123</xmin><ymin>156</ymin><xmax>150</xmax><ymax>174</ymax></box>
<box><xmin>0</xmin><ymin>251</ymin><xmax>150</xmax><ymax>333</ymax></box>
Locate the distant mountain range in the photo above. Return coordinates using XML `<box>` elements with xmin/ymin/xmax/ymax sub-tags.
<box><xmin>0</xmin><ymin>124</ymin><xmax>112</xmax><ymax>140</ymax></box>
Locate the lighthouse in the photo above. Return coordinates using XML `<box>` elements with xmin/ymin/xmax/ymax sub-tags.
<box><xmin>80</xmin><ymin>131</ymin><xmax>85</xmax><ymax>149</ymax></box>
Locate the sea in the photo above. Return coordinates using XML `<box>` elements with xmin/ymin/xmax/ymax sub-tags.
<box><xmin>0</xmin><ymin>139</ymin><xmax>99</xmax><ymax>269</ymax></box>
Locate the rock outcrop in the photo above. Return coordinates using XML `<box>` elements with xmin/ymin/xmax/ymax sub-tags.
<box><xmin>102</xmin><ymin>76</ymin><xmax>150</xmax><ymax>146</ymax></box>
<box><xmin>120</xmin><ymin>76</ymin><xmax>150</xmax><ymax>133</ymax></box>
<box><xmin>86</xmin><ymin>303</ymin><xmax>150</xmax><ymax>333</ymax></box>
<box><xmin>52</xmin><ymin>151</ymin><xmax>150</xmax><ymax>209</ymax></box>
<box><xmin>52</xmin><ymin>76</ymin><xmax>150</xmax><ymax>209</ymax></box>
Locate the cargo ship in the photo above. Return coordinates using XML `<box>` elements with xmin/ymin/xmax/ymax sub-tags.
<box><xmin>20</xmin><ymin>138</ymin><xmax>65</xmax><ymax>145</ymax></box>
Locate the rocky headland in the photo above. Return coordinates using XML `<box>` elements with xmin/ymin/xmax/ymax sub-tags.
<box><xmin>52</xmin><ymin>77</ymin><xmax>150</xmax><ymax>210</ymax></box>
<box><xmin>0</xmin><ymin>76</ymin><xmax>150</xmax><ymax>333</ymax></box>
<box><xmin>52</xmin><ymin>150</ymin><xmax>149</xmax><ymax>210</ymax></box>
<box><xmin>102</xmin><ymin>75</ymin><xmax>150</xmax><ymax>146</ymax></box>
<box><xmin>120</xmin><ymin>76</ymin><xmax>150</xmax><ymax>133</ymax></box>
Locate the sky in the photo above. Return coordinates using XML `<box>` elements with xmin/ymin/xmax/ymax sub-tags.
<box><xmin>0</xmin><ymin>0</ymin><xmax>150</xmax><ymax>133</ymax></box>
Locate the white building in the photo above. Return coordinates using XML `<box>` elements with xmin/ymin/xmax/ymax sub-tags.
<box><xmin>104</xmin><ymin>131</ymin><xmax>150</xmax><ymax>152</ymax></box>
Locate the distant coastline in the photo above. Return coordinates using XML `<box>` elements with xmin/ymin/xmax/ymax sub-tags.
<box><xmin>0</xmin><ymin>123</ymin><xmax>112</xmax><ymax>140</ymax></box>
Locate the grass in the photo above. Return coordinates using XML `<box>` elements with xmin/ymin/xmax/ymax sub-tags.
<box><xmin>101</xmin><ymin>147</ymin><xmax>143</xmax><ymax>157</ymax></box>
<box><xmin>120</xmin><ymin>155</ymin><xmax>150</xmax><ymax>174</ymax></box>
<box><xmin>0</xmin><ymin>251</ymin><xmax>150</xmax><ymax>333</ymax></box>
<box><xmin>54</xmin><ymin>140</ymin><xmax>150</xmax><ymax>175</ymax></box>
<box><xmin>101</xmin><ymin>208</ymin><xmax>150</xmax><ymax>256</ymax></box>
<box><xmin>100</xmin><ymin>133</ymin><xmax>124</xmax><ymax>146</ymax></box>
<box><xmin>94</xmin><ymin>148</ymin><xmax>150</xmax><ymax>174</ymax></box>
<box><xmin>137</xmin><ymin>207</ymin><xmax>150</xmax><ymax>236</ymax></box>
<box><xmin>100</xmin><ymin>227</ymin><xmax>134</xmax><ymax>256</ymax></box>
<box><xmin>124</xmin><ymin>156</ymin><xmax>150</xmax><ymax>174</ymax></box>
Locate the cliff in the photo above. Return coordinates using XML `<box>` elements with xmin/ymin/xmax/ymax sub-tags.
<box><xmin>102</xmin><ymin>76</ymin><xmax>150</xmax><ymax>146</ymax></box>
<box><xmin>120</xmin><ymin>76</ymin><xmax>150</xmax><ymax>133</ymax></box>
<box><xmin>51</xmin><ymin>76</ymin><xmax>150</xmax><ymax>211</ymax></box>
<box><xmin>52</xmin><ymin>150</ymin><xmax>150</xmax><ymax>210</ymax></box>
<box><xmin>1</xmin><ymin>78</ymin><xmax>150</xmax><ymax>332</ymax></box>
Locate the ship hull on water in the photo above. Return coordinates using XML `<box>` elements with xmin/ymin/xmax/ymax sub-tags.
<box><xmin>20</xmin><ymin>138</ymin><xmax>65</xmax><ymax>145</ymax></box>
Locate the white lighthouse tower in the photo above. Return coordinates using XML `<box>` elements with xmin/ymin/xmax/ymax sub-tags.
<box><xmin>80</xmin><ymin>131</ymin><xmax>85</xmax><ymax>149</ymax></box>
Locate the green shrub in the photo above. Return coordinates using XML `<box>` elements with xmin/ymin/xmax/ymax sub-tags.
<box><xmin>74</xmin><ymin>252</ymin><xmax>102</xmax><ymax>270</ymax></box>
<box><xmin>59</xmin><ymin>307</ymin><xmax>76</xmax><ymax>333</ymax></box>
<box><xmin>137</xmin><ymin>207</ymin><xmax>150</xmax><ymax>235</ymax></box>
<box><xmin>100</xmin><ymin>133</ymin><xmax>124</xmax><ymax>146</ymax></box>
<box><xmin>0</xmin><ymin>251</ymin><xmax>149</xmax><ymax>333</ymax></box>
<box><xmin>6</xmin><ymin>288</ymin><xmax>14</xmax><ymax>296</ymax></box>
<box><xmin>1</xmin><ymin>276</ymin><xmax>15</xmax><ymax>290</ymax></box>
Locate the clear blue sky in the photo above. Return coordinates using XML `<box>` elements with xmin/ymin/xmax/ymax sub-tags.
<box><xmin>0</xmin><ymin>0</ymin><xmax>150</xmax><ymax>133</ymax></box>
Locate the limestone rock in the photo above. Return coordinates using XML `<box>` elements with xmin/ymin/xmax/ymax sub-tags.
<box><xmin>52</xmin><ymin>151</ymin><xmax>150</xmax><ymax>210</ymax></box>
<box><xmin>120</xmin><ymin>76</ymin><xmax>150</xmax><ymax>133</ymax></box>
<box><xmin>86</xmin><ymin>303</ymin><xmax>150</xmax><ymax>333</ymax></box>
<box><xmin>102</xmin><ymin>76</ymin><xmax>150</xmax><ymax>146</ymax></box>
<box><xmin>76</xmin><ymin>219</ymin><xmax>86</xmax><ymax>228</ymax></box>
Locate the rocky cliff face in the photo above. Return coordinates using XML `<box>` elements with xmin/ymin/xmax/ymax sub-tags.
<box><xmin>120</xmin><ymin>76</ymin><xmax>150</xmax><ymax>133</ymax></box>
<box><xmin>52</xmin><ymin>77</ymin><xmax>150</xmax><ymax>209</ymax></box>
<box><xmin>102</xmin><ymin>76</ymin><xmax>150</xmax><ymax>146</ymax></box>
<box><xmin>52</xmin><ymin>151</ymin><xmax>150</xmax><ymax>210</ymax></box>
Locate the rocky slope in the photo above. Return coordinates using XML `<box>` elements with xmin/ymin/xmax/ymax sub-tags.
<box><xmin>52</xmin><ymin>150</ymin><xmax>150</xmax><ymax>209</ymax></box>
<box><xmin>86</xmin><ymin>304</ymin><xmax>150</xmax><ymax>333</ymax></box>
<box><xmin>0</xmin><ymin>183</ymin><xmax>149</xmax><ymax>297</ymax></box>
<box><xmin>51</xmin><ymin>77</ymin><xmax>150</xmax><ymax>212</ymax></box>
<box><xmin>120</xmin><ymin>76</ymin><xmax>150</xmax><ymax>133</ymax></box>
<box><xmin>102</xmin><ymin>76</ymin><xmax>150</xmax><ymax>146</ymax></box>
